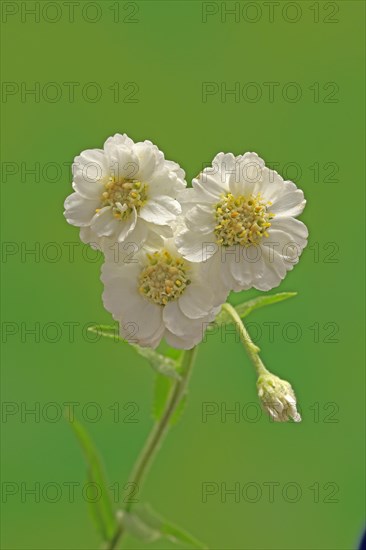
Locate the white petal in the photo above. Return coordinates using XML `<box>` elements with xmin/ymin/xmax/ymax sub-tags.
<box><xmin>164</xmin><ymin>328</ymin><xmax>203</xmax><ymax>350</ymax></box>
<box><xmin>264</xmin><ymin>229</ymin><xmax>299</xmax><ymax>265</ymax></box>
<box><xmin>64</xmin><ymin>192</ymin><xmax>100</xmax><ymax>226</ymax></box>
<box><xmin>148</xmin><ymin>166</ymin><xmax>186</xmax><ymax>197</ymax></box>
<box><xmin>271</xmin><ymin>181</ymin><xmax>306</xmax><ymax>218</ymax></box>
<box><xmin>103</xmin><ymin>133</ymin><xmax>135</xmax><ymax>149</ymax></box>
<box><xmin>163</xmin><ymin>301</ymin><xmax>191</xmax><ymax>337</ymax></box>
<box><xmin>101</xmin><ymin>262</ymin><xmax>165</xmax><ymax>348</ymax></box>
<box><xmin>230</xmin><ymin>152</ymin><xmax>265</xmax><ymax>196</ymax></box>
<box><xmin>219</xmin><ymin>255</ymin><xmax>241</xmax><ymax>291</ymax></box>
<box><xmin>90</xmin><ymin>206</ymin><xmax>120</xmax><ymax>237</ymax></box>
<box><xmin>258</xmin><ymin>247</ymin><xmax>288</xmax><ymax>290</ymax></box>
<box><xmin>139</xmin><ymin>196</ymin><xmax>181</xmax><ymax>224</ymax></box>
<box><xmin>175</xmin><ymin>228</ymin><xmax>217</xmax><ymax>263</ymax></box>
<box><xmin>133</xmin><ymin>142</ymin><xmax>158</xmax><ymax>181</ymax></box>
<box><xmin>121</xmin><ymin>299</ymin><xmax>164</xmax><ymax>346</ymax></box>
<box><xmin>117</xmin><ymin>208</ymin><xmax>137</xmax><ymax>243</ymax></box>
<box><xmin>73</xmin><ymin>149</ymin><xmax>108</xmax><ymax>199</ymax></box>
<box><xmin>176</xmin><ymin>188</ymin><xmax>202</xmax><ymax>215</ymax></box>
<box><xmin>185</xmin><ymin>205</ymin><xmax>216</xmax><ymax>235</ymax></box>
<box><xmin>79</xmin><ymin>227</ymin><xmax>106</xmax><ymax>251</ymax></box>
<box><xmin>127</xmin><ymin>219</ymin><xmax>149</xmax><ymax>246</ymax></box>
<box><xmin>163</xmin><ymin>301</ymin><xmax>200</xmax><ymax>337</ymax></box>
<box><xmin>178</xmin><ymin>284</ymin><xmax>214</xmax><ymax>319</ymax></box>
<box><xmin>244</xmin><ymin>245</ymin><xmax>285</xmax><ymax>291</ymax></box>
<box><xmin>211</xmin><ymin>152</ymin><xmax>237</xmax><ymax>187</ymax></box>
<box><xmin>259</xmin><ymin>167</ymin><xmax>285</xmax><ymax>200</ymax></box>
<box><xmin>270</xmin><ymin>217</ymin><xmax>308</xmax><ymax>253</ymax></box>
<box><xmin>147</xmin><ymin>222</ymin><xmax>174</xmax><ymax>238</ymax></box>
<box><xmin>164</xmin><ymin>159</ymin><xmax>186</xmax><ymax>184</ymax></box>
<box><xmin>229</xmin><ymin>252</ymin><xmax>254</xmax><ymax>290</ymax></box>
<box><xmin>200</xmin><ymin>255</ymin><xmax>231</xmax><ymax>303</ymax></box>
<box><xmin>101</xmin><ymin>268</ymin><xmax>140</xmax><ymax>315</ymax></box>
<box><xmin>104</xmin><ymin>143</ymin><xmax>139</xmax><ymax>180</ymax></box>
<box><xmin>193</xmin><ymin>173</ymin><xmax>227</xmax><ymax>202</ymax></box>
<box><xmin>177</xmin><ymin>188</ymin><xmax>200</xmax><ymax>206</ymax></box>
<box><xmin>138</xmin><ymin>322</ymin><xmax>165</xmax><ymax>349</ymax></box>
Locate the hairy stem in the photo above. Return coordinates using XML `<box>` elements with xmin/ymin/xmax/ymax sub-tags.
<box><xmin>105</xmin><ymin>347</ymin><xmax>198</xmax><ymax>550</ymax></box>
<box><xmin>222</xmin><ymin>302</ymin><xmax>268</xmax><ymax>376</ymax></box>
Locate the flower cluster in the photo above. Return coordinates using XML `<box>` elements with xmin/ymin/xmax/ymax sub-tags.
<box><xmin>64</xmin><ymin>134</ymin><xmax>308</xmax><ymax>350</ymax></box>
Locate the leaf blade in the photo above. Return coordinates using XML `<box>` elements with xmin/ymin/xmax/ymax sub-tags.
<box><xmin>214</xmin><ymin>292</ymin><xmax>297</xmax><ymax>326</ymax></box>
<box><xmin>153</xmin><ymin>374</ymin><xmax>174</xmax><ymax>421</ymax></box>
<box><xmin>124</xmin><ymin>504</ymin><xmax>208</xmax><ymax>549</ymax></box>
<box><xmin>134</xmin><ymin>346</ymin><xmax>181</xmax><ymax>381</ymax></box>
<box><xmin>235</xmin><ymin>291</ymin><xmax>297</xmax><ymax>318</ymax></box>
<box><xmin>88</xmin><ymin>325</ymin><xmax>181</xmax><ymax>380</ymax></box>
<box><xmin>66</xmin><ymin>411</ymin><xmax>117</xmax><ymax>541</ymax></box>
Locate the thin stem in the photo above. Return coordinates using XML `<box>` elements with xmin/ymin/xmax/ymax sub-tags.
<box><xmin>105</xmin><ymin>347</ymin><xmax>198</xmax><ymax>550</ymax></box>
<box><xmin>222</xmin><ymin>302</ymin><xmax>268</xmax><ymax>376</ymax></box>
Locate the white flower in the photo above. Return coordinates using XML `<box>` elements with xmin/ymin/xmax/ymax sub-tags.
<box><xmin>176</xmin><ymin>152</ymin><xmax>308</xmax><ymax>293</ymax></box>
<box><xmin>64</xmin><ymin>133</ymin><xmax>186</xmax><ymax>251</ymax></box>
<box><xmin>257</xmin><ymin>372</ymin><xmax>301</xmax><ymax>423</ymax></box>
<box><xmin>101</xmin><ymin>239</ymin><xmax>228</xmax><ymax>349</ymax></box>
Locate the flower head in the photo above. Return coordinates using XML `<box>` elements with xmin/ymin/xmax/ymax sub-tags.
<box><xmin>101</xmin><ymin>239</ymin><xmax>228</xmax><ymax>349</ymax></box>
<box><xmin>176</xmin><ymin>152</ymin><xmax>308</xmax><ymax>293</ymax></box>
<box><xmin>257</xmin><ymin>372</ymin><xmax>301</xmax><ymax>423</ymax></box>
<box><xmin>64</xmin><ymin>133</ymin><xmax>186</xmax><ymax>251</ymax></box>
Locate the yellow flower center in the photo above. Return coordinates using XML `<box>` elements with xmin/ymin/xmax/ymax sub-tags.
<box><xmin>214</xmin><ymin>192</ymin><xmax>274</xmax><ymax>247</ymax></box>
<box><xmin>138</xmin><ymin>250</ymin><xmax>191</xmax><ymax>306</ymax></box>
<box><xmin>97</xmin><ymin>177</ymin><xmax>148</xmax><ymax>220</ymax></box>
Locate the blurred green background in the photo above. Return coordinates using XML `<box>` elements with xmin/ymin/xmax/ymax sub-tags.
<box><xmin>1</xmin><ymin>1</ymin><xmax>365</xmax><ymax>549</ymax></box>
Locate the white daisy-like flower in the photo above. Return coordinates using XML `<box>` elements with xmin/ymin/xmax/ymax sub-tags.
<box><xmin>257</xmin><ymin>372</ymin><xmax>301</xmax><ymax>423</ymax></box>
<box><xmin>101</xmin><ymin>239</ymin><xmax>228</xmax><ymax>350</ymax></box>
<box><xmin>64</xmin><ymin>133</ymin><xmax>186</xmax><ymax>250</ymax></box>
<box><xmin>176</xmin><ymin>152</ymin><xmax>308</xmax><ymax>293</ymax></box>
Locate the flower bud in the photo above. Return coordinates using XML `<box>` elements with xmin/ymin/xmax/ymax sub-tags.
<box><xmin>257</xmin><ymin>372</ymin><xmax>301</xmax><ymax>423</ymax></box>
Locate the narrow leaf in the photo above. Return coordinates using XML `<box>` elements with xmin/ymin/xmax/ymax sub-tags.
<box><xmin>153</xmin><ymin>376</ymin><xmax>188</xmax><ymax>426</ymax></box>
<box><xmin>170</xmin><ymin>395</ymin><xmax>187</xmax><ymax>426</ymax></box>
<box><xmin>66</xmin><ymin>411</ymin><xmax>117</xmax><ymax>541</ymax></box>
<box><xmin>88</xmin><ymin>325</ymin><xmax>181</xmax><ymax>380</ymax></box>
<box><xmin>153</xmin><ymin>375</ymin><xmax>174</xmax><ymax>421</ymax></box>
<box><xmin>125</xmin><ymin>504</ymin><xmax>208</xmax><ymax>549</ymax></box>
<box><xmin>235</xmin><ymin>292</ymin><xmax>297</xmax><ymax>318</ymax></box>
<box><xmin>134</xmin><ymin>347</ymin><xmax>181</xmax><ymax>380</ymax></box>
<box><xmin>215</xmin><ymin>292</ymin><xmax>297</xmax><ymax>326</ymax></box>
<box><xmin>161</xmin><ymin>519</ymin><xmax>207</xmax><ymax>549</ymax></box>
<box><xmin>88</xmin><ymin>324</ymin><xmax>121</xmax><ymax>342</ymax></box>
<box><xmin>122</xmin><ymin>511</ymin><xmax>160</xmax><ymax>543</ymax></box>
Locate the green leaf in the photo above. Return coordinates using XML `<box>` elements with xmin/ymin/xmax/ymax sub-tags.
<box><xmin>88</xmin><ymin>325</ymin><xmax>181</xmax><ymax>381</ymax></box>
<box><xmin>88</xmin><ymin>324</ymin><xmax>121</xmax><ymax>341</ymax></box>
<box><xmin>122</xmin><ymin>510</ymin><xmax>160</xmax><ymax>543</ymax></box>
<box><xmin>153</xmin><ymin>376</ymin><xmax>188</xmax><ymax>426</ymax></box>
<box><xmin>157</xmin><ymin>342</ymin><xmax>184</xmax><ymax>362</ymax></box>
<box><xmin>134</xmin><ymin>346</ymin><xmax>181</xmax><ymax>381</ymax></box>
<box><xmin>215</xmin><ymin>292</ymin><xmax>297</xmax><ymax>326</ymax></box>
<box><xmin>65</xmin><ymin>410</ymin><xmax>117</xmax><ymax>541</ymax></box>
<box><xmin>170</xmin><ymin>395</ymin><xmax>187</xmax><ymax>426</ymax></box>
<box><xmin>235</xmin><ymin>292</ymin><xmax>297</xmax><ymax>318</ymax></box>
<box><xmin>153</xmin><ymin>374</ymin><xmax>173</xmax><ymax>421</ymax></box>
<box><xmin>123</xmin><ymin>504</ymin><xmax>208</xmax><ymax>549</ymax></box>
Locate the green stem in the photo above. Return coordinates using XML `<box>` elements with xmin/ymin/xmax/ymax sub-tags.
<box><xmin>221</xmin><ymin>303</ymin><xmax>268</xmax><ymax>376</ymax></box>
<box><xmin>106</xmin><ymin>347</ymin><xmax>198</xmax><ymax>550</ymax></box>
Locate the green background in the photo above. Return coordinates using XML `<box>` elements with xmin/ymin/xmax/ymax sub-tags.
<box><xmin>1</xmin><ymin>1</ymin><xmax>365</xmax><ymax>549</ymax></box>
